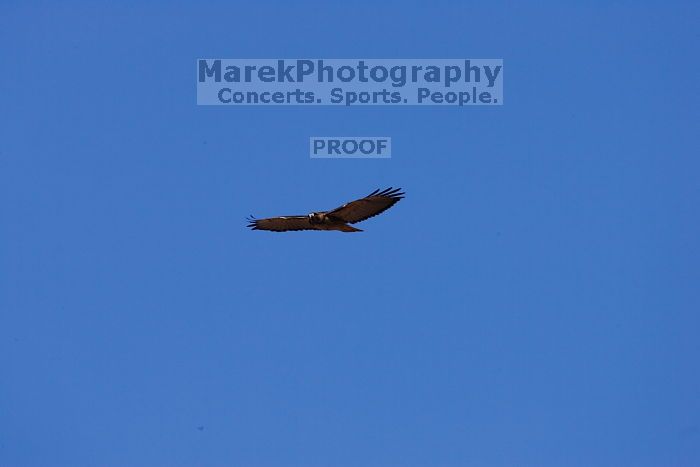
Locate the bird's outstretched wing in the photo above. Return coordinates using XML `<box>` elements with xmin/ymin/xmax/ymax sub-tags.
<box><xmin>326</xmin><ymin>187</ymin><xmax>404</xmax><ymax>224</ymax></box>
<box><xmin>246</xmin><ymin>215</ymin><xmax>315</xmax><ymax>232</ymax></box>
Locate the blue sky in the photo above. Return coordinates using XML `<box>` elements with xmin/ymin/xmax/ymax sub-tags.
<box><xmin>1</xmin><ymin>1</ymin><xmax>698</xmax><ymax>466</ymax></box>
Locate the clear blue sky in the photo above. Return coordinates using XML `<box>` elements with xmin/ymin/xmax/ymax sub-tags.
<box><xmin>1</xmin><ymin>1</ymin><xmax>698</xmax><ymax>466</ymax></box>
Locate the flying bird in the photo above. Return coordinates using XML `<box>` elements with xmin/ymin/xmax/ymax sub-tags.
<box><xmin>247</xmin><ymin>187</ymin><xmax>404</xmax><ymax>232</ymax></box>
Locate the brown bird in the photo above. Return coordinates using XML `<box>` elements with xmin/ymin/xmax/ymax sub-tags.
<box><xmin>247</xmin><ymin>187</ymin><xmax>404</xmax><ymax>233</ymax></box>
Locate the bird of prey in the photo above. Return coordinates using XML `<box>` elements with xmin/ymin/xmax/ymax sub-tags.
<box><xmin>247</xmin><ymin>187</ymin><xmax>404</xmax><ymax>233</ymax></box>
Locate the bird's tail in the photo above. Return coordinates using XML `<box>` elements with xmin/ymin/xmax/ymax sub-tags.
<box><xmin>338</xmin><ymin>224</ymin><xmax>363</xmax><ymax>232</ymax></box>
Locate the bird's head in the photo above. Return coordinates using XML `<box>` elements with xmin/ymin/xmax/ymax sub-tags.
<box><xmin>308</xmin><ymin>212</ymin><xmax>322</xmax><ymax>224</ymax></box>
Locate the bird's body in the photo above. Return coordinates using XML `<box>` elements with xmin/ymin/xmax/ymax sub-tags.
<box><xmin>308</xmin><ymin>212</ymin><xmax>364</xmax><ymax>232</ymax></box>
<box><xmin>247</xmin><ymin>187</ymin><xmax>404</xmax><ymax>233</ymax></box>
